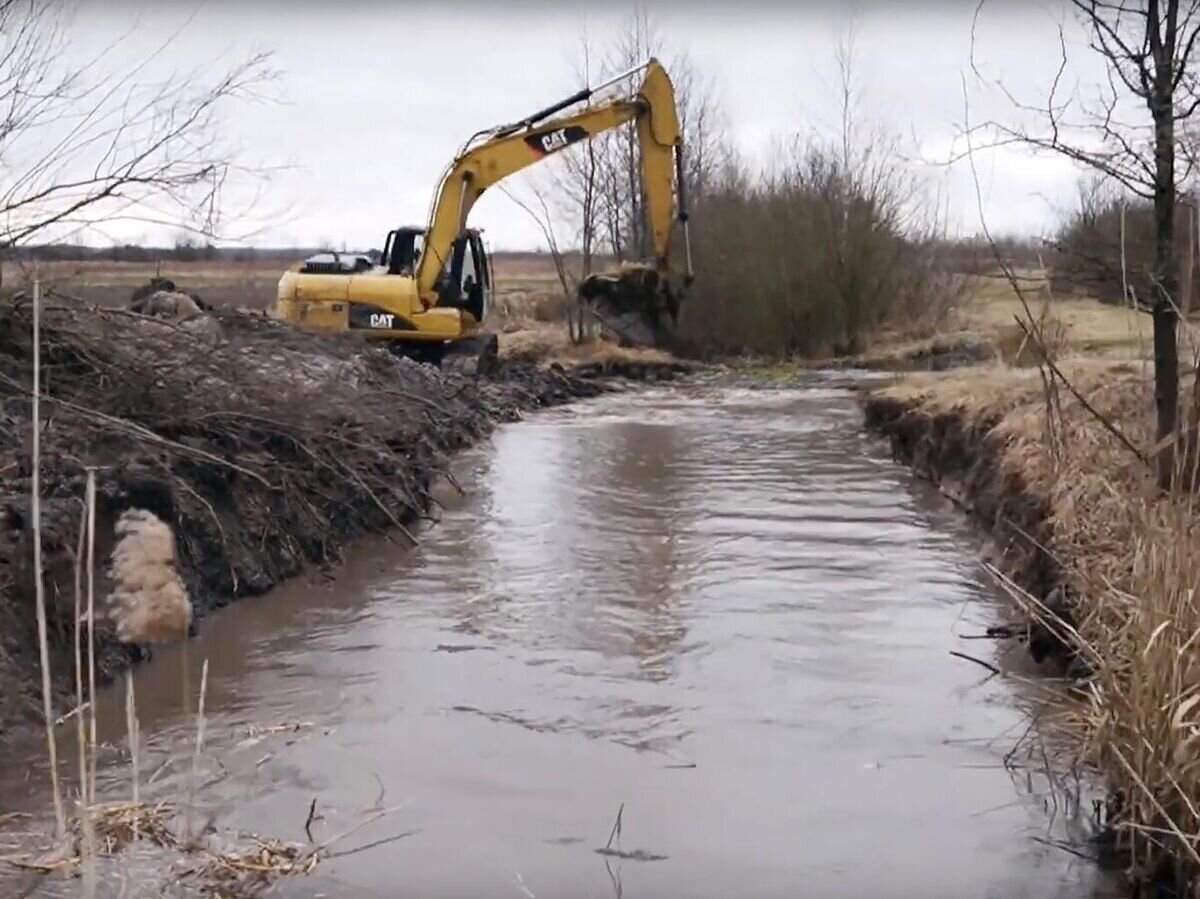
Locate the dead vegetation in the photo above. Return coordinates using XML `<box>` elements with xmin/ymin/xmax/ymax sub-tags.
<box><xmin>107</xmin><ymin>509</ymin><xmax>192</xmax><ymax>646</ymax></box>
<box><xmin>3</xmin><ymin>763</ymin><xmax>407</xmax><ymax>896</ymax></box>
<box><xmin>0</xmin><ymin>280</ymin><xmax>627</xmax><ymax>895</ymax></box>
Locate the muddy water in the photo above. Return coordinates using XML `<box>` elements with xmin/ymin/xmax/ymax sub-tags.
<box><xmin>3</xmin><ymin>378</ymin><xmax>1118</xmax><ymax>898</ymax></box>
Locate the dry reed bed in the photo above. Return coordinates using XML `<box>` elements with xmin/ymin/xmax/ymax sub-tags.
<box><xmin>865</xmin><ymin>358</ymin><xmax>1200</xmax><ymax>890</ymax></box>
<box><xmin>0</xmin><ymin>297</ymin><xmax>607</xmax><ymax>733</ymax></box>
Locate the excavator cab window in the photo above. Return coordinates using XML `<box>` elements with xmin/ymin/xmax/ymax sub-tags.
<box><xmin>384</xmin><ymin>228</ymin><xmax>425</xmax><ymax>275</ymax></box>
<box><xmin>460</xmin><ymin>234</ymin><xmax>488</xmax><ymax>322</ymax></box>
<box><xmin>468</xmin><ymin>233</ymin><xmax>490</xmax><ymax>321</ymax></box>
<box><xmin>432</xmin><ymin>233</ymin><xmax>489</xmax><ymax>322</ymax></box>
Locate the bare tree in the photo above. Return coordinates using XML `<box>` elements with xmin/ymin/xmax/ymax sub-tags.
<box><xmin>969</xmin><ymin>0</ymin><xmax>1200</xmax><ymax>487</ymax></box>
<box><xmin>531</xmin><ymin>7</ymin><xmax>727</xmax><ymax>269</ymax></box>
<box><xmin>0</xmin><ymin>0</ymin><xmax>280</xmax><ymax>257</ymax></box>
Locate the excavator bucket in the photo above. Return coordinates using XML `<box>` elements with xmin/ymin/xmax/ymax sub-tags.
<box><xmin>577</xmin><ymin>264</ymin><xmax>682</xmax><ymax>349</ymax></box>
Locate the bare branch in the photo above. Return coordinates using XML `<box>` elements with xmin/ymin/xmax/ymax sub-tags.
<box><xmin>0</xmin><ymin>4</ymin><xmax>281</xmax><ymax>249</ymax></box>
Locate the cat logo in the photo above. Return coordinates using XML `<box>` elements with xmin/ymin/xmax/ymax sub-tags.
<box><xmin>525</xmin><ymin>125</ymin><xmax>587</xmax><ymax>158</ymax></box>
<box><xmin>540</xmin><ymin>129</ymin><xmax>570</xmax><ymax>154</ymax></box>
<box><xmin>369</xmin><ymin>313</ymin><xmax>395</xmax><ymax>329</ymax></box>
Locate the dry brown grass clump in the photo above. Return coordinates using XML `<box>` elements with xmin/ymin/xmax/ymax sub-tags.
<box><xmin>498</xmin><ymin>319</ymin><xmax>677</xmax><ymax>368</ymax></box>
<box><xmin>107</xmin><ymin>509</ymin><xmax>192</xmax><ymax>645</ymax></box>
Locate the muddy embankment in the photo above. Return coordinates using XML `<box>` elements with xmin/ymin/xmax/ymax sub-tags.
<box><xmin>861</xmin><ymin>386</ymin><xmax>1076</xmax><ymax>669</ymax></box>
<box><xmin>0</xmin><ymin>294</ymin><xmax>689</xmax><ymax>737</ymax></box>
<box><xmin>857</xmin><ymin>359</ymin><xmax>1200</xmax><ymax>890</ymax></box>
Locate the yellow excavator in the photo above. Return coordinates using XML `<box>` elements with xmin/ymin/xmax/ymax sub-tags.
<box><xmin>273</xmin><ymin>58</ymin><xmax>692</xmax><ymax>372</ymax></box>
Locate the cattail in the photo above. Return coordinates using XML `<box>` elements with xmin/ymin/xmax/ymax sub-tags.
<box><xmin>107</xmin><ymin>508</ymin><xmax>192</xmax><ymax>645</ymax></box>
<box><xmin>106</xmin><ymin>507</ymin><xmax>201</xmax><ymax>840</ymax></box>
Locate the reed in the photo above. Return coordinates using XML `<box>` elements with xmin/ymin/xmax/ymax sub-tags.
<box><xmin>30</xmin><ymin>278</ymin><xmax>66</xmax><ymax>837</ymax></box>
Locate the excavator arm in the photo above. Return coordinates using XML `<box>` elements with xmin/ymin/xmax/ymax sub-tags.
<box><xmin>416</xmin><ymin>58</ymin><xmax>690</xmax><ymax>341</ymax></box>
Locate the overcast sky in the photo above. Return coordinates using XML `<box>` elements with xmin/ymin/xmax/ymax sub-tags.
<box><xmin>65</xmin><ymin>0</ymin><xmax>1116</xmax><ymax>250</ymax></box>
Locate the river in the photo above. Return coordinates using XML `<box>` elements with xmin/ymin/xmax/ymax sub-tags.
<box><xmin>1</xmin><ymin>375</ymin><xmax>1119</xmax><ymax>898</ymax></box>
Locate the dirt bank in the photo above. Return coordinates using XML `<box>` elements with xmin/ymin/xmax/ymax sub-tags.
<box><xmin>0</xmin><ymin>297</ymin><xmax>687</xmax><ymax>738</ymax></box>
<box><xmin>861</xmin><ymin>360</ymin><xmax>1200</xmax><ymax>889</ymax></box>
<box><xmin>862</xmin><ymin>361</ymin><xmax>1156</xmax><ymax>655</ymax></box>
<box><xmin>862</xmin><ymin>385</ymin><xmax>1064</xmax><ymax>659</ymax></box>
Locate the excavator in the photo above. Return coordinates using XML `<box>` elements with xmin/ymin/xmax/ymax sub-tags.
<box><xmin>273</xmin><ymin>58</ymin><xmax>692</xmax><ymax>373</ymax></box>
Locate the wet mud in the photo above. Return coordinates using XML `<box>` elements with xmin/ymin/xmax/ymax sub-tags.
<box><xmin>862</xmin><ymin>391</ymin><xmax>1075</xmax><ymax>668</ymax></box>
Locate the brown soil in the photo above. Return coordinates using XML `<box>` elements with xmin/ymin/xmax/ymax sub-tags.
<box><xmin>861</xmin><ymin>390</ymin><xmax>1072</xmax><ymax>667</ymax></box>
<box><xmin>0</xmin><ymin>296</ymin><xmax>686</xmax><ymax>739</ymax></box>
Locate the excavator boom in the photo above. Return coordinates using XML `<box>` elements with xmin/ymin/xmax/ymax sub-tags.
<box><xmin>417</xmin><ymin>58</ymin><xmax>690</xmax><ymax>344</ymax></box>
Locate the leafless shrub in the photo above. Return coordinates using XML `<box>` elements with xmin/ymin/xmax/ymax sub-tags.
<box><xmin>669</xmin><ymin>20</ymin><xmax>964</xmax><ymax>359</ymax></box>
<box><xmin>676</xmin><ymin>139</ymin><xmax>964</xmax><ymax>358</ymax></box>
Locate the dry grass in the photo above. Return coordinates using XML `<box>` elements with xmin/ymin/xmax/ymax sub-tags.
<box><xmin>6</xmin><ymin>253</ymin><xmax>569</xmax><ymax>311</ymax></box>
<box><xmin>951</xmin><ymin>271</ymin><xmax>1153</xmax><ymax>361</ymax></box>
<box><xmin>497</xmin><ymin>319</ymin><xmax>677</xmax><ymax>368</ymax></box>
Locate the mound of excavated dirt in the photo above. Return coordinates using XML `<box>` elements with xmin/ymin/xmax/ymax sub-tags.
<box><xmin>0</xmin><ymin>297</ymin><xmax>618</xmax><ymax>735</ymax></box>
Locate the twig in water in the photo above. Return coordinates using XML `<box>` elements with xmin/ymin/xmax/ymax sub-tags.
<box><xmin>958</xmin><ymin>632</ymin><xmax>1013</xmax><ymax>640</ymax></box>
<box><xmin>55</xmin><ymin>702</ymin><xmax>91</xmax><ymax>726</ymax></box>
<box><xmin>605</xmin><ymin>803</ymin><xmax>624</xmax><ymax>851</ymax></box>
<box><xmin>185</xmin><ymin>659</ymin><xmax>210</xmax><ymax>841</ymax></box>
<box><xmin>1031</xmin><ymin>835</ymin><xmax>1097</xmax><ymax>862</ymax></box>
<box><xmin>604</xmin><ymin>854</ymin><xmax>623</xmax><ymax>899</ymax></box>
<box><xmin>303</xmin><ymin>803</ymin><xmax>409</xmax><ymax>861</ymax></box>
<box><xmin>949</xmin><ymin>650</ymin><xmax>1002</xmax><ymax>676</ymax></box>
<box><xmin>323</xmin><ymin>829</ymin><xmax>420</xmax><ymax>860</ymax></box>
<box><xmin>304</xmin><ymin>798</ymin><xmax>318</xmax><ymax>842</ymax></box>
<box><xmin>514</xmin><ymin>870</ymin><xmax>537</xmax><ymax>899</ymax></box>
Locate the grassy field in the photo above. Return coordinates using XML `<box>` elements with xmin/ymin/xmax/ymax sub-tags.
<box><xmin>4</xmin><ymin>253</ymin><xmax>568</xmax><ymax>312</ymax></box>
<box><xmin>843</xmin><ymin>270</ymin><xmax>1156</xmax><ymax>371</ymax></box>
<box><xmin>5</xmin><ymin>253</ymin><xmax>679</xmax><ymax>367</ymax></box>
<box><xmin>955</xmin><ymin>272</ymin><xmax>1152</xmax><ymax>359</ymax></box>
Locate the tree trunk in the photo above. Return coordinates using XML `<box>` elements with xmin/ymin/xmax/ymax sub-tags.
<box><xmin>1151</xmin><ymin>0</ymin><xmax>1181</xmax><ymax>489</ymax></box>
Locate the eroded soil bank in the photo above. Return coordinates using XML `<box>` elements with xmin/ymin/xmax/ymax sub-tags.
<box><xmin>859</xmin><ymin>360</ymin><xmax>1200</xmax><ymax>892</ymax></box>
<box><xmin>0</xmin><ymin>297</ymin><xmax>688</xmax><ymax>736</ymax></box>
<box><xmin>861</xmin><ymin>389</ymin><xmax>1071</xmax><ymax>665</ymax></box>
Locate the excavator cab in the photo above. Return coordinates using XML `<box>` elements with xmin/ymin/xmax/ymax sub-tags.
<box><xmin>381</xmin><ymin>226</ymin><xmax>491</xmax><ymax>324</ymax></box>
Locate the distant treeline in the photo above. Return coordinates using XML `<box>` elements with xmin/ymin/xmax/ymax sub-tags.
<box><xmin>9</xmin><ymin>243</ymin><xmax>319</xmax><ymax>263</ymax></box>
<box><xmin>5</xmin><ymin>243</ymin><xmax>586</xmax><ymax>267</ymax></box>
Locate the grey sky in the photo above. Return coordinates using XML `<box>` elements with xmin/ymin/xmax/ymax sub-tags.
<box><xmin>69</xmin><ymin>0</ymin><xmax>1114</xmax><ymax>250</ymax></box>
